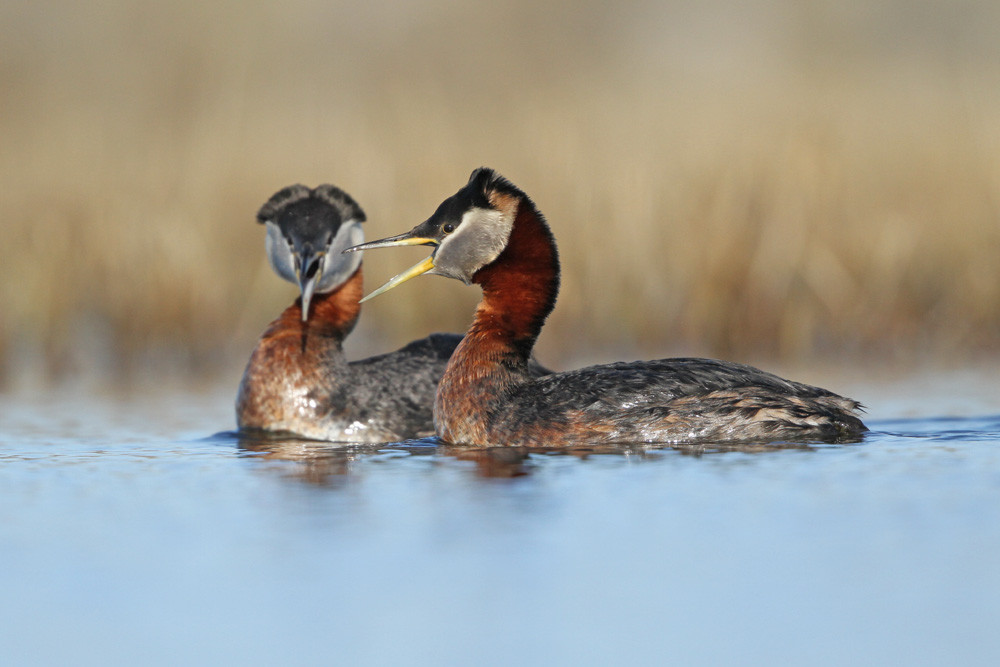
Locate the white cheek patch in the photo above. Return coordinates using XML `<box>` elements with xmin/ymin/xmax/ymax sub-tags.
<box><xmin>434</xmin><ymin>208</ymin><xmax>514</xmax><ymax>282</ymax></box>
<box><xmin>265</xmin><ymin>221</ymin><xmax>298</xmax><ymax>285</ymax></box>
<box><xmin>316</xmin><ymin>220</ymin><xmax>364</xmax><ymax>292</ymax></box>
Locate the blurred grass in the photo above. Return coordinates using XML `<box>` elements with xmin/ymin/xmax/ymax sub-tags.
<box><xmin>2</xmin><ymin>0</ymin><xmax>999</xmax><ymax>386</ymax></box>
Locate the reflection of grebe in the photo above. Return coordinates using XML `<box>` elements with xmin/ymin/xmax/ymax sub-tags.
<box><xmin>235</xmin><ymin>184</ymin><xmax>463</xmax><ymax>442</ymax></box>
<box><xmin>348</xmin><ymin>168</ymin><xmax>867</xmax><ymax>447</ymax></box>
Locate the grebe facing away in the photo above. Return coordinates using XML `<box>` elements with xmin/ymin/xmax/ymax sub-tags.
<box><xmin>236</xmin><ymin>184</ymin><xmax>464</xmax><ymax>442</ymax></box>
<box><xmin>347</xmin><ymin>168</ymin><xmax>867</xmax><ymax>447</ymax></box>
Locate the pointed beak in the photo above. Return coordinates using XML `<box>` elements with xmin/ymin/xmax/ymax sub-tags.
<box><xmin>344</xmin><ymin>231</ymin><xmax>439</xmax><ymax>252</ymax></box>
<box><xmin>359</xmin><ymin>256</ymin><xmax>436</xmax><ymax>303</ymax></box>
<box><xmin>296</xmin><ymin>250</ymin><xmax>325</xmax><ymax>321</ymax></box>
<box><xmin>344</xmin><ymin>231</ymin><xmax>440</xmax><ymax>303</ymax></box>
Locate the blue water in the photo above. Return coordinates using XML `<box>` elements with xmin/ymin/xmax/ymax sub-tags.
<box><xmin>1</xmin><ymin>377</ymin><xmax>999</xmax><ymax>666</ymax></box>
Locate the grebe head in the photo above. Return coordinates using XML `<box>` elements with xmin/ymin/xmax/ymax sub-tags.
<box><xmin>258</xmin><ymin>184</ymin><xmax>366</xmax><ymax>320</ymax></box>
<box><xmin>346</xmin><ymin>168</ymin><xmax>525</xmax><ymax>301</ymax></box>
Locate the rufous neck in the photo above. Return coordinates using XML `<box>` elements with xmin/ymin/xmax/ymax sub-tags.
<box><xmin>280</xmin><ymin>265</ymin><xmax>363</xmax><ymax>339</ymax></box>
<box><xmin>470</xmin><ymin>201</ymin><xmax>560</xmax><ymax>355</ymax></box>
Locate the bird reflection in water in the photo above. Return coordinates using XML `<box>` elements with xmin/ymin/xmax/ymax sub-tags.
<box><xmin>235</xmin><ymin>434</ymin><xmax>431</xmax><ymax>486</ymax></box>
<box><xmin>235</xmin><ymin>435</ymin><xmax>848</xmax><ymax>484</ymax></box>
<box><xmin>441</xmin><ymin>438</ymin><xmax>843</xmax><ymax>477</ymax></box>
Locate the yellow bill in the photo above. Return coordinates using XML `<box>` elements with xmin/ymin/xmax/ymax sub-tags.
<box><xmin>345</xmin><ymin>235</ymin><xmax>438</xmax><ymax>252</ymax></box>
<box><xmin>359</xmin><ymin>255</ymin><xmax>436</xmax><ymax>303</ymax></box>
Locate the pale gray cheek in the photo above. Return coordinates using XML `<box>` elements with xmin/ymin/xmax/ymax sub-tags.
<box><xmin>434</xmin><ymin>208</ymin><xmax>512</xmax><ymax>282</ymax></box>
<box><xmin>429</xmin><ymin>263</ymin><xmax>474</xmax><ymax>284</ymax></box>
<box><xmin>436</xmin><ymin>235</ymin><xmax>484</xmax><ymax>282</ymax></box>
<box><xmin>316</xmin><ymin>220</ymin><xmax>363</xmax><ymax>292</ymax></box>
<box><xmin>265</xmin><ymin>223</ymin><xmax>298</xmax><ymax>285</ymax></box>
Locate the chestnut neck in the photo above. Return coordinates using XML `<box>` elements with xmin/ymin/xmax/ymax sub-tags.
<box><xmin>271</xmin><ymin>265</ymin><xmax>363</xmax><ymax>341</ymax></box>
<box><xmin>468</xmin><ymin>200</ymin><xmax>560</xmax><ymax>358</ymax></box>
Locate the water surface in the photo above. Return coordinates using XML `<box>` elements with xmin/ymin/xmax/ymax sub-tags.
<box><xmin>1</xmin><ymin>375</ymin><xmax>999</xmax><ymax>666</ymax></box>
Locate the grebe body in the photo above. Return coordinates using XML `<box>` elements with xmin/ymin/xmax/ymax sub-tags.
<box><xmin>235</xmin><ymin>184</ymin><xmax>462</xmax><ymax>442</ymax></box>
<box><xmin>348</xmin><ymin>168</ymin><xmax>867</xmax><ymax>447</ymax></box>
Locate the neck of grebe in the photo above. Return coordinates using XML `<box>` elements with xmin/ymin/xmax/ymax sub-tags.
<box><xmin>265</xmin><ymin>265</ymin><xmax>363</xmax><ymax>342</ymax></box>
<box><xmin>434</xmin><ymin>201</ymin><xmax>558</xmax><ymax>443</ymax></box>
<box><xmin>463</xmin><ymin>200</ymin><xmax>559</xmax><ymax>366</ymax></box>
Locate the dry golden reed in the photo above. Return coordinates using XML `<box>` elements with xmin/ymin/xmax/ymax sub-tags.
<box><xmin>2</xmin><ymin>1</ymin><xmax>999</xmax><ymax>385</ymax></box>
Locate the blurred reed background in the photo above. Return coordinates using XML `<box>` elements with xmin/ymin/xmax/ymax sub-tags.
<box><xmin>2</xmin><ymin>0</ymin><xmax>999</xmax><ymax>388</ymax></box>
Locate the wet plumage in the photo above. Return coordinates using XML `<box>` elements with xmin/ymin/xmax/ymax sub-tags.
<box><xmin>348</xmin><ymin>167</ymin><xmax>867</xmax><ymax>447</ymax></box>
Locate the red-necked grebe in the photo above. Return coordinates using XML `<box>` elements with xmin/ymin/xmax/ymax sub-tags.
<box><xmin>236</xmin><ymin>184</ymin><xmax>464</xmax><ymax>442</ymax></box>
<box><xmin>346</xmin><ymin>168</ymin><xmax>867</xmax><ymax>446</ymax></box>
